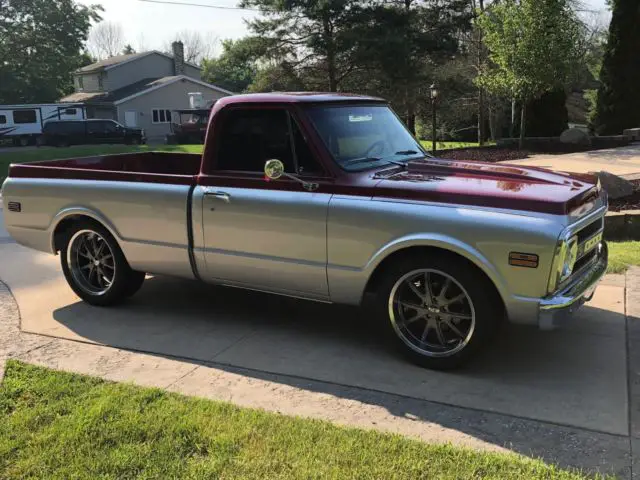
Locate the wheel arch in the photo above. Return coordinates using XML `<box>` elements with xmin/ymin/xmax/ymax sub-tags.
<box><xmin>362</xmin><ymin>235</ymin><xmax>508</xmax><ymax>312</ymax></box>
<box><xmin>50</xmin><ymin>208</ymin><xmax>122</xmax><ymax>254</ymax></box>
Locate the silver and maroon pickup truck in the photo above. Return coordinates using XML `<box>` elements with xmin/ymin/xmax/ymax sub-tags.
<box><xmin>1</xmin><ymin>93</ymin><xmax>608</xmax><ymax>369</ymax></box>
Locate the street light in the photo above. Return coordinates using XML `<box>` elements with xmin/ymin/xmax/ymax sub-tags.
<box><xmin>430</xmin><ymin>84</ymin><xmax>438</xmax><ymax>154</ymax></box>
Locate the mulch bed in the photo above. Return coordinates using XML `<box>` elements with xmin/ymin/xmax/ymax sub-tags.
<box><xmin>609</xmin><ymin>180</ymin><xmax>640</xmax><ymax>212</ymax></box>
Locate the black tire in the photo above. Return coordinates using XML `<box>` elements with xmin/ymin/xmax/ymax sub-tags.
<box><xmin>60</xmin><ymin>220</ymin><xmax>142</xmax><ymax>306</ymax></box>
<box><xmin>124</xmin><ymin>271</ymin><xmax>146</xmax><ymax>297</ymax></box>
<box><xmin>374</xmin><ymin>252</ymin><xmax>502</xmax><ymax>370</ymax></box>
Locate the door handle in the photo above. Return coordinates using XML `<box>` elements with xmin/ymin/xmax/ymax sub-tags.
<box><xmin>205</xmin><ymin>190</ymin><xmax>231</xmax><ymax>203</ymax></box>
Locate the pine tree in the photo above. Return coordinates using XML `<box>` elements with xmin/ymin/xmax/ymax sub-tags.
<box><xmin>592</xmin><ymin>0</ymin><xmax>640</xmax><ymax>135</ymax></box>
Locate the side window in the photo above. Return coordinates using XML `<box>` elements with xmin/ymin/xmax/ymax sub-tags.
<box><xmin>13</xmin><ymin>110</ymin><xmax>37</xmax><ymax>124</ymax></box>
<box><xmin>216</xmin><ymin>109</ymin><xmax>294</xmax><ymax>173</ymax></box>
<box><xmin>291</xmin><ymin>119</ymin><xmax>324</xmax><ymax>176</ymax></box>
<box><xmin>103</xmin><ymin>121</ymin><xmax>118</xmax><ymax>133</ymax></box>
<box><xmin>86</xmin><ymin>121</ymin><xmax>103</xmax><ymax>134</ymax></box>
<box><xmin>0</xmin><ymin>115</ymin><xmax>6</xmax><ymax>124</ymax></box>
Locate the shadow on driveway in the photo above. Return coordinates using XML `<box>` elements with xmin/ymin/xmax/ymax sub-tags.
<box><xmin>50</xmin><ymin>275</ymin><xmax>630</xmax><ymax>477</ymax></box>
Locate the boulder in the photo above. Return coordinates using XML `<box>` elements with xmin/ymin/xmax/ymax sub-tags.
<box><xmin>595</xmin><ymin>171</ymin><xmax>634</xmax><ymax>199</ymax></box>
<box><xmin>560</xmin><ymin>128</ymin><xmax>591</xmax><ymax>146</ymax></box>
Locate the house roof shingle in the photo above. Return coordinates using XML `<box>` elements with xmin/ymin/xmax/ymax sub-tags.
<box><xmin>60</xmin><ymin>77</ymin><xmax>176</xmax><ymax>103</ymax></box>
<box><xmin>76</xmin><ymin>52</ymin><xmax>148</xmax><ymax>73</ymax></box>
<box><xmin>75</xmin><ymin>50</ymin><xmax>202</xmax><ymax>74</ymax></box>
<box><xmin>59</xmin><ymin>75</ymin><xmax>233</xmax><ymax>105</ymax></box>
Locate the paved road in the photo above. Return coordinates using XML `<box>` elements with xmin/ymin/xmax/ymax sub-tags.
<box><xmin>0</xmin><ymin>207</ymin><xmax>634</xmax><ymax>478</ymax></box>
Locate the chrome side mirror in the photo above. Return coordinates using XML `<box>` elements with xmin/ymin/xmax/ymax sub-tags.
<box><xmin>263</xmin><ymin>158</ymin><xmax>319</xmax><ymax>192</ymax></box>
<box><xmin>264</xmin><ymin>159</ymin><xmax>285</xmax><ymax>180</ymax></box>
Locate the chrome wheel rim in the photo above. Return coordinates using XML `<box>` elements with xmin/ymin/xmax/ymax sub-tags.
<box><xmin>388</xmin><ymin>269</ymin><xmax>476</xmax><ymax>357</ymax></box>
<box><xmin>67</xmin><ymin>230</ymin><xmax>116</xmax><ymax>296</ymax></box>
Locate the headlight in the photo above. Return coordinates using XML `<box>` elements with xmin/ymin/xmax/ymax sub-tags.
<box><xmin>548</xmin><ymin>234</ymin><xmax>578</xmax><ymax>292</ymax></box>
<box><xmin>560</xmin><ymin>236</ymin><xmax>578</xmax><ymax>281</ymax></box>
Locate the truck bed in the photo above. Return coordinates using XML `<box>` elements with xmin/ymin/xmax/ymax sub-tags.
<box><xmin>7</xmin><ymin>152</ymin><xmax>202</xmax><ymax>185</ymax></box>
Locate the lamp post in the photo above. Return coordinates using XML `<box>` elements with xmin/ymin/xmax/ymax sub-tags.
<box><xmin>430</xmin><ymin>83</ymin><xmax>438</xmax><ymax>154</ymax></box>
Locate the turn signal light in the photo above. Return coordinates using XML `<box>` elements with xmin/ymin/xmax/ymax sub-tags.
<box><xmin>509</xmin><ymin>252</ymin><xmax>539</xmax><ymax>268</ymax></box>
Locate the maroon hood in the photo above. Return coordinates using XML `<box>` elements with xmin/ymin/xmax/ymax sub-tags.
<box><xmin>372</xmin><ymin>158</ymin><xmax>601</xmax><ymax>215</ymax></box>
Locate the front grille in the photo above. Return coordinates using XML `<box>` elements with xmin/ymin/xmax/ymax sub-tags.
<box><xmin>576</xmin><ymin>217</ymin><xmax>603</xmax><ymax>244</ymax></box>
<box><xmin>573</xmin><ymin>248</ymin><xmax>598</xmax><ymax>274</ymax></box>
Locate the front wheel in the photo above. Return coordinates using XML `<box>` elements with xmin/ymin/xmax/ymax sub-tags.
<box><xmin>60</xmin><ymin>221</ymin><xmax>144</xmax><ymax>306</ymax></box>
<box><xmin>375</xmin><ymin>253</ymin><xmax>501</xmax><ymax>370</ymax></box>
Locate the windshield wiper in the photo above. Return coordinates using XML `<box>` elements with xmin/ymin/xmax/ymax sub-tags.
<box><xmin>343</xmin><ymin>156</ymin><xmax>383</xmax><ymax>166</ymax></box>
<box><xmin>344</xmin><ymin>156</ymin><xmax>408</xmax><ymax>169</ymax></box>
<box><xmin>395</xmin><ymin>149</ymin><xmax>420</xmax><ymax>155</ymax></box>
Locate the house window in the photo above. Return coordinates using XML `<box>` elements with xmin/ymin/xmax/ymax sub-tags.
<box><xmin>13</xmin><ymin>110</ymin><xmax>37</xmax><ymax>124</ymax></box>
<box><xmin>77</xmin><ymin>76</ymin><xmax>84</xmax><ymax>90</ymax></box>
<box><xmin>152</xmin><ymin>109</ymin><xmax>173</xmax><ymax>124</ymax></box>
<box><xmin>98</xmin><ymin>75</ymin><xmax>103</xmax><ymax>89</ymax></box>
<box><xmin>0</xmin><ymin>115</ymin><xmax>6</xmax><ymax>124</ymax></box>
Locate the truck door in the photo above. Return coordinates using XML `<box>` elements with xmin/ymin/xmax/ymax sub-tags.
<box><xmin>196</xmin><ymin>107</ymin><xmax>332</xmax><ymax>299</ymax></box>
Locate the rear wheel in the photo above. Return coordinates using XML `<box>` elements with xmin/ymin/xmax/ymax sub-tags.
<box><xmin>60</xmin><ymin>221</ymin><xmax>145</xmax><ymax>306</ymax></box>
<box><xmin>375</xmin><ymin>253</ymin><xmax>501</xmax><ymax>370</ymax></box>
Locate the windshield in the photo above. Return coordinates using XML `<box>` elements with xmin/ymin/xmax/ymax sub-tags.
<box><xmin>306</xmin><ymin>105</ymin><xmax>427</xmax><ymax>171</ymax></box>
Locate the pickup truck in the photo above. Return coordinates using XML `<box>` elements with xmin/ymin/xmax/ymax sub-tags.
<box><xmin>1</xmin><ymin>92</ymin><xmax>608</xmax><ymax>369</ymax></box>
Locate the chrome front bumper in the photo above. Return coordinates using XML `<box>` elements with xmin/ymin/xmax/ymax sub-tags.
<box><xmin>538</xmin><ymin>242</ymin><xmax>608</xmax><ymax>330</ymax></box>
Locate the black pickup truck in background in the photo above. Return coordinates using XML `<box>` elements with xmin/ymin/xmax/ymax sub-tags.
<box><xmin>43</xmin><ymin>119</ymin><xmax>146</xmax><ymax>147</ymax></box>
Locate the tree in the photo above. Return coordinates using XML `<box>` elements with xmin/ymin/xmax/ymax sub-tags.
<box><xmin>164</xmin><ymin>31</ymin><xmax>218</xmax><ymax>65</ymax></box>
<box><xmin>202</xmin><ymin>38</ymin><xmax>259</xmax><ymax>93</ymax></box>
<box><xmin>592</xmin><ymin>0</ymin><xmax>640</xmax><ymax>135</ymax></box>
<box><xmin>122</xmin><ymin>44</ymin><xmax>136</xmax><ymax>55</ymax></box>
<box><xmin>477</xmin><ymin>0</ymin><xmax>585</xmax><ymax>147</ymax></box>
<box><xmin>358</xmin><ymin>0</ymin><xmax>472</xmax><ymax>134</ymax></box>
<box><xmin>239</xmin><ymin>0</ymin><xmax>365</xmax><ymax>92</ymax></box>
<box><xmin>87</xmin><ymin>21</ymin><xmax>125</xmax><ymax>59</ymax></box>
<box><xmin>0</xmin><ymin>0</ymin><xmax>102</xmax><ymax>104</ymax></box>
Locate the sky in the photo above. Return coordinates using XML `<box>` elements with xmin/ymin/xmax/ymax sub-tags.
<box><xmin>78</xmin><ymin>0</ymin><xmax>610</xmax><ymax>58</ymax></box>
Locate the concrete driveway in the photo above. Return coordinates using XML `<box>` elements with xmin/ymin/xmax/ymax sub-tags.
<box><xmin>504</xmin><ymin>143</ymin><xmax>640</xmax><ymax>177</ymax></box>
<box><xmin>0</xmin><ymin>207</ymin><xmax>634</xmax><ymax>477</ymax></box>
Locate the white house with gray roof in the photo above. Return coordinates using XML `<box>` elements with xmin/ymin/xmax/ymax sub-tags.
<box><xmin>59</xmin><ymin>42</ymin><xmax>233</xmax><ymax>140</ymax></box>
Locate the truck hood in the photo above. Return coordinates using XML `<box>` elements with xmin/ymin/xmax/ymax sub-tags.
<box><xmin>372</xmin><ymin>157</ymin><xmax>601</xmax><ymax>215</ymax></box>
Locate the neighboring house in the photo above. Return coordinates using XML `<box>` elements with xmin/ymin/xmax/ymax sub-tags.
<box><xmin>59</xmin><ymin>42</ymin><xmax>233</xmax><ymax>140</ymax></box>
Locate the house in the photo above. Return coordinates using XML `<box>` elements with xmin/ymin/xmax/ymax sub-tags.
<box><xmin>59</xmin><ymin>42</ymin><xmax>233</xmax><ymax>140</ymax></box>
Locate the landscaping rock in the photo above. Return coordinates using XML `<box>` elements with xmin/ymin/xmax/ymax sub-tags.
<box><xmin>596</xmin><ymin>171</ymin><xmax>635</xmax><ymax>199</ymax></box>
<box><xmin>560</xmin><ymin>128</ymin><xmax>591</xmax><ymax>146</ymax></box>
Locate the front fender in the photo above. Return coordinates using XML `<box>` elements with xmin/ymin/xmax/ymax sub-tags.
<box><xmin>48</xmin><ymin>206</ymin><xmax>123</xmax><ymax>254</ymax></box>
<box><xmin>364</xmin><ymin>233</ymin><xmax>510</xmax><ymax>301</ymax></box>
<box><xmin>327</xmin><ymin>233</ymin><xmax>510</xmax><ymax>307</ymax></box>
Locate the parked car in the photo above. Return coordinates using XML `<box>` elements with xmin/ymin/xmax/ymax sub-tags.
<box><xmin>1</xmin><ymin>93</ymin><xmax>608</xmax><ymax>369</ymax></box>
<box><xmin>42</xmin><ymin>119</ymin><xmax>146</xmax><ymax>147</ymax></box>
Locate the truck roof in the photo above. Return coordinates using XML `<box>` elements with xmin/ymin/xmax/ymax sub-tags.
<box><xmin>218</xmin><ymin>92</ymin><xmax>385</xmax><ymax>105</ymax></box>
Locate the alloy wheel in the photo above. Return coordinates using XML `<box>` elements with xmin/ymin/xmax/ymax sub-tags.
<box><xmin>388</xmin><ymin>269</ymin><xmax>476</xmax><ymax>357</ymax></box>
<box><xmin>67</xmin><ymin>230</ymin><xmax>116</xmax><ymax>296</ymax></box>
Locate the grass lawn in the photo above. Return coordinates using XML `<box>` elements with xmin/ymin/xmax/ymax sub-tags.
<box><xmin>0</xmin><ymin>361</ymin><xmax>600</xmax><ymax>479</ymax></box>
<box><xmin>607</xmin><ymin>241</ymin><xmax>640</xmax><ymax>274</ymax></box>
<box><xmin>0</xmin><ymin>144</ymin><xmax>204</xmax><ymax>185</ymax></box>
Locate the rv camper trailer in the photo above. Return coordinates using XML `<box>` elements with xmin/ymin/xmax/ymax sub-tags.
<box><xmin>0</xmin><ymin>104</ymin><xmax>86</xmax><ymax>146</ymax></box>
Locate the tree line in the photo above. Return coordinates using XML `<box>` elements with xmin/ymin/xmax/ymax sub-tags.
<box><xmin>1</xmin><ymin>0</ymin><xmax>638</xmax><ymax>140</ymax></box>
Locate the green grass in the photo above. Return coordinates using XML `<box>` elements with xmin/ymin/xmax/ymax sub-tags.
<box><xmin>420</xmin><ymin>141</ymin><xmax>483</xmax><ymax>151</ymax></box>
<box><xmin>0</xmin><ymin>144</ymin><xmax>204</xmax><ymax>184</ymax></box>
<box><xmin>607</xmin><ymin>241</ymin><xmax>640</xmax><ymax>274</ymax></box>
<box><xmin>0</xmin><ymin>361</ymin><xmax>601</xmax><ymax>479</ymax></box>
